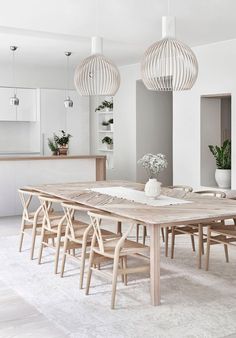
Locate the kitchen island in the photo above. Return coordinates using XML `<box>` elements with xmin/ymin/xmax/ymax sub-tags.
<box><xmin>0</xmin><ymin>155</ymin><xmax>106</xmax><ymax>216</ymax></box>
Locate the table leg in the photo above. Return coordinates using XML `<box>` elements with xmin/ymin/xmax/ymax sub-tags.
<box><xmin>150</xmin><ymin>224</ymin><xmax>161</xmax><ymax>306</ymax></box>
<box><xmin>198</xmin><ymin>224</ymin><xmax>203</xmax><ymax>269</ymax></box>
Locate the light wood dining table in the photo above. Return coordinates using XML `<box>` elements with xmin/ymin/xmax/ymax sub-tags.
<box><xmin>25</xmin><ymin>180</ymin><xmax>236</xmax><ymax>306</ymax></box>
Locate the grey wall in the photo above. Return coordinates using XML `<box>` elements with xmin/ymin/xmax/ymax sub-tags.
<box><xmin>136</xmin><ymin>80</ymin><xmax>173</xmax><ymax>186</ymax></box>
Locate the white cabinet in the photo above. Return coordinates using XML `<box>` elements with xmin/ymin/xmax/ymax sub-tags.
<box><xmin>0</xmin><ymin>87</ymin><xmax>37</xmax><ymax>122</ymax></box>
<box><xmin>17</xmin><ymin>88</ymin><xmax>37</xmax><ymax>121</ymax></box>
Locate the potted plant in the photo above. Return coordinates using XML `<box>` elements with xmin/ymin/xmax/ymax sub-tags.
<box><xmin>209</xmin><ymin>139</ymin><xmax>231</xmax><ymax>188</ymax></box>
<box><xmin>101</xmin><ymin>120</ymin><xmax>110</xmax><ymax>130</ymax></box>
<box><xmin>48</xmin><ymin>138</ymin><xmax>59</xmax><ymax>156</ymax></box>
<box><xmin>138</xmin><ymin>153</ymin><xmax>168</xmax><ymax>198</ymax></box>
<box><xmin>108</xmin><ymin>118</ymin><xmax>114</xmax><ymax>132</ymax></box>
<box><xmin>53</xmin><ymin>130</ymin><xmax>72</xmax><ymax>156</ymax></box>
<box><xmin>102</xmin><ymin>136</ymin><xmax>113</xmax><ymax>150</ymax></box>
<box><xmin>95</xmin><ymin>99</ymin><xmax>113</xmax><ymax>112</ymax></box>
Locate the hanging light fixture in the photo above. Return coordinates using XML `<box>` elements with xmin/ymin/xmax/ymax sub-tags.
<box><xmin>74</xmin><ymin>36</ymin><xmax>120</xmax><ymax>96</ymax></box>
<box><xmin>10</xmin><ymin>46</ymin><xmax>19</xmax><ymax>105</ymax></box>
<box><xmin>64</xmin><ymin>52</ymin><xmax>73</xmax><ymax>108</ymax></box>
<box><xmin>141</xmin><ymin>11</ymin><xmax>198</xmax><ymax>91</ymax></box>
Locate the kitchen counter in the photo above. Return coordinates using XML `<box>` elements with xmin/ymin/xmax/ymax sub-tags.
<box><xmin>0</xmin><ymin>155</ymin><xmax>106</xmax><ymax>161</ymax></box>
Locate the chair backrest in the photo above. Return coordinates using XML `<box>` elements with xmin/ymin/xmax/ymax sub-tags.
<box><xmin>62</xmin><ymin>202</ymin><xmax>95</xmax><ymax>240</ymax></box>
<box><xmin>88</xmin><ymin>211</ymin><xmax>135</xmax><ymax>254</ymax></box>
<box><xmin>18</xmin><ymin>188</ymin><xmax>42</xmax><ymax>221</ymax></box>
<box><xmin>168</xmin><ymin>185</ymin><xmax>193</xmax><ymax>193</ymax></box>
<box><xmin>39</xmin><ymin>194</ymin><xmax>65</xmax><ymax>230</ymax></box>
<box><xmin>195</xmin><ymin>190</ymin><xmax>226</xmax><ymax>198</ymax></box>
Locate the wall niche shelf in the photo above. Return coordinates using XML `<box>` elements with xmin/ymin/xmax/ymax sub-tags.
<box><xmin>98</xmin><ymin>148</ymin><xmax>113</xmax><ymax>152</ymax></box>
<box><xmin>98</xmin><ymin>130</ymin><xmax>113</xmax><ymax>133</ymax></box>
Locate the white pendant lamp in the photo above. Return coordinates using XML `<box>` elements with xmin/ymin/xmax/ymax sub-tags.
<box><xmin>10</xmin><ymin>46</ymin><xmax>19</xmax><ymax>106</ymax></box>
<box><xmin>64</xmin><ymin>52</ymin><xmax>73</xmax><ymax>108</ymax></box>
<box><xmin>141</xmin><ymin>16</ymin><xmax>198</xmax><ymax>91</ymax></box>
<box><xmin>74</xmin><ymin>36</ymin><xmax>120</xmax><ymax>96</ymax></box>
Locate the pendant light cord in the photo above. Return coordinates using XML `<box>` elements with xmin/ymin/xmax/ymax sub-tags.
<box><xmin>168</xmin><ymin>0</ymin><xmax>170</xmax><ymax>16</ymax></box>
<box><xmin>66</xmin><ymin>54</ymin><xmax>69</xmax><ymax>98</ymax></box>
<box><xmin>12</xmin><ymin>49</ymin><xmax>16</xmax><ymax>96</ymax></box>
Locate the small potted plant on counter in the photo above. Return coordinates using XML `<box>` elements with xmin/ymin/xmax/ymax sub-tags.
<box><xmin>209</xmin><ymin>139</ymin><xmax>231</xmax><ymax>188</ymax></box>
<box><xmin>108</xmin><ymin>118</ymin><xmax>114</xmax><ymax>131</ymax></box>
<box><xmin>95</xmin><ymin>99</ymin><xmax>113</xmax><ymax>112</ymax></box>
<box><xmin>53</xmin><ymin>130</ymin><xmax>72</xmax><ymax>156</ymax></box>
<box><xmin>101</xmin><ymin>120</ymin><xmax>110</xmax><ymax>130</ymax></box>
<box><xmin>48</xmin><ymin>138</ymin><xmax>59</xmax><ymax>156</ymax></box>
<box><xmin>102</xmin><ymin>136</ymin><xmax>113</xmax><ymax>150</ymax></box>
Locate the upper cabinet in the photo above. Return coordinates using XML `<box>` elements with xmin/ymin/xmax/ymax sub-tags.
<box><xmin>0</xmin><ymin>87</ymin><xmax>37</xmax><ymax>122</ymax></box>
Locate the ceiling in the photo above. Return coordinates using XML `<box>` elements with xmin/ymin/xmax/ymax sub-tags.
<box><xmin>0</xmin><ymin>0</ymin><xmax>236</xmax><ymax>68</ymax></box>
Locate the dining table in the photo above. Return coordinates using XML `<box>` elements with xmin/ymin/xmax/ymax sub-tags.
<box><xmin>25</xmin><ymin>180</ymin><xmax>236</xmax><ymax>306</ymax></box>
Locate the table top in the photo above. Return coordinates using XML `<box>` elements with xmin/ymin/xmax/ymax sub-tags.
<box><xmin>26</xmin><ymin>180</ymin><xmax>236</xmax><ymax>226</ymax></box>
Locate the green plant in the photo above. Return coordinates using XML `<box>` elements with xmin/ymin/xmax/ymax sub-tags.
<box><xmin>48</xmin><ymin>138</ymin><xmax>59</xmax><ymax>153</ymax></box>
<box><xmin>95</xmin><ymin>100</ymin><xmax>113</xmax><ymax>111</ymax></box>
<box><xmin>53</xmin><ymin>130</ymin><xmax>72</xmax><ymax>147</ymax></box>
<box><xmin>108</xmin><ymin>118</ymin><xmax>113</xmax><ymax>124</ymax></box>
<box><xmin>102</xmin><ymin>136</ymin><xmax>113</xmax><ymax>145</ymax></box>
<box><xmin>102</xmin><ymin>121</ymin><xmax>110</xmax><ymax>126</ymax></box>
<box><xmin>209</xmin><ymin>139</ymin><xmax>231</xmax><ymax>169</ymax></box>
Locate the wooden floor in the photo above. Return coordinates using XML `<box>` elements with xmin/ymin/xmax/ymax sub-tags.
<box><xmin>0</xmin><ymin>217</ymin><xmax>68</xmax><ymax>338</ymax></box>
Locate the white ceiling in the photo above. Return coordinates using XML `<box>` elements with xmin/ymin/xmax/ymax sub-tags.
<box><xmin>0</xmin><ymin>0</ymin><xmax>236</xmax><ymax>68</ymax></box>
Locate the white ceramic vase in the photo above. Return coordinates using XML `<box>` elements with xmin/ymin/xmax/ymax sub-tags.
<box><xmin>110</xmin><ymin>123</ymin><xmax>114</xmax><ymax>132</ymax></box>
<box><xmin>215</xmin><ymin>169</ymin><xmax>231</xmax><ymax>188</ymax></box>
<box><xmin>145</xmin><ymin>178</ymin><xmax>161</xmax><ymax>198</ymax></box>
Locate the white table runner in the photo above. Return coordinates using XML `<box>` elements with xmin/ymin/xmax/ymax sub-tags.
<box><xmin>89</xmin><ymin>187</ymin><xmax>192</xmax><ymax>207</ymax></box>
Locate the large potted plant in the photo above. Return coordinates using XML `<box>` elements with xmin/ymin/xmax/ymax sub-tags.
<box><xmin>138</xmin><ymin>153</ymin><xmax>168</xmax><ymax>198</ymax></box>
<box><xmin>53</xmin><ymin>130</ymin><xmax>72</xmax><ymax>156</ymax></box>
<box><xmin>209</xmin><ymin>139</ymin><xmax>231</xmax><ymax>188</ymax></box>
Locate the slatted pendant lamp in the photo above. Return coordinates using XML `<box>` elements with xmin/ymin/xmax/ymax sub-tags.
<box><xmin>74</xmin><ymin>36</ymin><xmax>120</xmax><ymax>96</ymax></box>
<box><xmin>141</xmin><ymin>16</ymin><xmax>198</xmax><ymax>91</ymax></box>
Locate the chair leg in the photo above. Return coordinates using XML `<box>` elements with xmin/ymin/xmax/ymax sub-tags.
<box><xmin>54</xmin><ymin>229</ymin><xmax>62</xmax><ymax>274</ymax></box>
<box><xmin>136</xmin><ymin>224</ymin><xmax>140</xmax><ymax>242</ymax></box>
<box><xmin>86</xmin><ymin>249</ymin><xmax>95</xmax><ymax>295</ymax></box>
<box><xmin>224</xmin><ymin>244</ymin><xmax>229</xmax><ymax>263</ymax></box>
<box><xmin>190</xmin><ymin>234</ymin><xmax>195</xmax><ymax>252</ymax></box>
<box><xmin>171</xmin><ymin>227</ymin><xmax>175</xmax><ymax>259</ymax></box>
<box><xmin>123</xmin><ymin>256</ymin><xmax>128</xmax><ymax>286</ymax></box>
<box><xmin>165</xmin><ymin>227</ymin><xmax>169</xmax><ymax>257</ymax></box>
<box><xmin>120</xmin><ymin>258</ymin><xmax>124</xmax><ymax>283</ymax></box>
<box><xmin>143</xmin><ymin>226</ymin><xmax>147</xmax><ymax>245</ymax></box>
<box><xmin>111</xmin><ymin>254</ymin><xmax>120</xmax><ymax>309</ymax></box>
<box><xmin>30</xmin><ymin>222</ymin><xmax>38</xmax><ymax>260</ymax></box>
<box><xmin>38</xmin><ymin>227</ymin><xmax>46</xmax><ymax>264</ymax></box>
<box><xmin>19</xmin><ymin>219</ymin><xmax>25</xmax><ymax>252</ymax></box>
<box><xmin>61</xmin><ymin>237</ymin><xmax>69</xmax><ymax>277</ymax></box>
<box><xmin>205</xmin><ymin>226</ymin><xmax>211</xmax><ymax>271</ymax></box>
<box><xmin>80</xmin><ymin>238</ymin><xmax>89</xmax><ymax>289</ymax></box>
<box><xmin>161</xmin><ymin>227</ymin><xmax>165</xmax><ymax>242</ymax></box>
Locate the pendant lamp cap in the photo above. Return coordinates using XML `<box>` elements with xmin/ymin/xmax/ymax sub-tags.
<box><xmin>10</xmin><ymin>46</ymin><xmax>18</xmax><ymax>51</ymax></box>
<box><xmin>162</xmin><ymin>16</ymin><xmax>175</xmax><ymax>38</ymax></box>
<box><xmin>91</xmin><ymin>36</ymin><xmax>103</xmax><ymax>55</ymax></box>
<box><xmin>65</xmin><ymin>52</ymin><xmax>72</xmax><ymax>57</ymax></box>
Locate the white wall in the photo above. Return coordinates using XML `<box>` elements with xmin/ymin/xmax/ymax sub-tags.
<box><xmin>173</xmin><ymin>39</ymin><xmax>236</xmax><ymax>189</ymax></box>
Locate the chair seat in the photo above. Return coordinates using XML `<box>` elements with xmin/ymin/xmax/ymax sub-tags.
<box><xmin>26</xmin><ymin>211</ymin><xmax>64</xmax><ymax>223</ymax></box>
<box><xmin>211</xmin><ymin>225</ymin><xmax>236</xmax><ymax>238</ymax></box>
<box><xmin>93</xmin><ymin>237</ymin><xmax>149</xmax><ymax>258</ymax></box>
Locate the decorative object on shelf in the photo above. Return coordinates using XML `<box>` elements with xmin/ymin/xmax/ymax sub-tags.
<box><xmin>141</xmin><ymin>2</ymin><xmax>198</xmax><ymax>91</ymax></box>
<box><xmin>209</xmin><ymin>139</ymin><xmax>231</xmax><ymax>188</ymax></box>
<box><xmin>74</xmin><ymin>36</ymin><xmax>120</xmax><ymax>96</ymax></box>
<box><xmin>64</xmin><ymin>52</ymin><xmax>73</xmax><ymax>108</ymax></box>
<box><xmin>101</xmin><ymin>120</ymin><xmax>110</xmax><ymax>130</ymax></box>
<box><xmin>108</xmin><ymin>118</ymin><xmax>114</xmax><ymax>131</ymax></box>
<box><xmin>9</xmin><ymin>46</ymin><xmax>19</xmax><ymax>106</ymax></box>
<box><xmin>95</xmin><ymin>99</ymin><xmax>113</xmax><ymax>112</ymax></box>
<box><xmin>48</xmin><ymin>130</ymin><xmax>72</xmax><ymax>156</ymax></box>
<box><xmin>138</xmin><ymin>153</ymin><xmax>168</xmax><ymax>198</ymax></box>
<box><xmin>48</xmin><ymin>138</ymin><xmax>59</xmax><ymax>156</ymax></box>
<box><xmin>102</xmin><ymin>136</ymin><xmax>113</xmax><ymax>150</ymax></box>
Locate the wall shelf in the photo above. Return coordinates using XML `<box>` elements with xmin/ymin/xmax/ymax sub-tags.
<box><xmin>98</xmin><ymin>111</ymin><xmax>113</xmax><ymax>115</ymax></box>
<box><xmin>98</xmin><ymin>148</ymin><xmax>113</xmax><ymax>152</ymax></box>
<box><xmin>98</xmin><ymin>130</ymin><xmax>113</xmax><ymax>133</ymax></box>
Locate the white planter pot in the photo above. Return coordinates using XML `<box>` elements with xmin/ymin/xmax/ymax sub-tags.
<box><xmin>101</xmin><ymin>125</ymin><xmax>109</xmax><ymax>130</ymax></box>
<box><xmin>107</xmin><ymin>143</ymin><xmax>113</xmax><ymax>150</ymax></box>
<box><xmin>215</xmin><ymin>169</ymin><xmax>231</xmax><ymax>188</ymax></box>
<box><xmin>145</xmin><ymin>178</ymin><xmax>161</xmax><ymax>198</ymax></box>
<box><xmin>110</xmin><ymin>123</ymin><xmax>114</xmax><ymax>132</ymax></box>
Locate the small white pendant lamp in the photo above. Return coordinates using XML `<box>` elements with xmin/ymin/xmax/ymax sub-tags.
<box><xmin>10</xmin><ymin>46</ymin><xmax>19</xmax><ymax>106</ymax></box>
<box><xmin>74</xmin><ymin>36</ymin><xmax>120</xmax><ymax>96</ymax></box>
<box><xmin>64</xmin><ymin>52</ymin><xmax>73</xmax><ymax>108</ymax></box>
<box><xmin>141</xmin><ymin>16</ymin><xmax>198</xmax><ymax>91</ymax></box>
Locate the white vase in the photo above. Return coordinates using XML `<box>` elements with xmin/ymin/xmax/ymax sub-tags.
<box><xmin>215</xmin><ymin>169</ymin><xmax>231</xmax><ymax>188</ymax></box>
<box><xmin>145</xmin><ymin>178</ymin><xmax>161</xmax><ymax>198</ymax></box>
<box><xmin>110</xmin><ymin>123</ymin><xmax>114</xmax><ymax>132</ymax></box>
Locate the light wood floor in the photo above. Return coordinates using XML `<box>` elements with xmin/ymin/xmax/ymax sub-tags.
<box><xmin>0</xmin><ymin>216</ymin><xmax>68</xmax><ymax>338</ymax></box>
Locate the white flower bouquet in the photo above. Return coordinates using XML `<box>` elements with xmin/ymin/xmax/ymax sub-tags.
<box><xmin>138</xmin><ymin>153</ymin><xmax>168</xmax><ymax>179</ymax></box>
